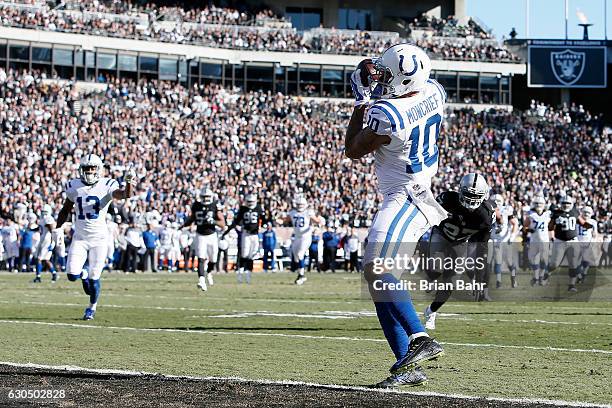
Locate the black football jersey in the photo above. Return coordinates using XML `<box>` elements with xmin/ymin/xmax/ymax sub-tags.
<box><xmin>436</xmin><ymin>191</ymin><xmax>495</xmax><ymax>242</ymax></box>
<box><xmin>551</xmin><ymin>207</ymin><xmax>579</xmax><ymax>241</ymax></box>
<box><xmin>234</xmin><ymin>205</ymin><xmax>264</xmax><ymax>234</ymax></box>
<box><xmin>191</xmin><ymin>201</ymin><xmax>220</xmax><ymax>235</ymax></box>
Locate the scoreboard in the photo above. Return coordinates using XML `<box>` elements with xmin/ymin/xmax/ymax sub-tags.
<box><xmin>528</xmin><ymin>40</ymin><xmax>607</xmax><ymax>88</ymax></box>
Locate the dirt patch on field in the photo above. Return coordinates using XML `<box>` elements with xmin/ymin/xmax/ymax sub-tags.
<box><xmin>0</xmin><ymin>364</ymin><xmax>588</xmax><ymax>408</ymax></box>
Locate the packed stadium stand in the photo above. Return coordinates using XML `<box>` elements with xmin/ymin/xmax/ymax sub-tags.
<box><xmin>0</xmin><ymin>69</ymin><xmax>608</xmax><ymax>232</ymax></box>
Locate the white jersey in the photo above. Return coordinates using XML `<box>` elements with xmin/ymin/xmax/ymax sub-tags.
<box><xmin>366</xmin><ymin>80</ymin><xmax>446</xmax><ymax>194</ymax></box>
<box><xmin>38</xmin><ymin>214</ymin><xmax>55</xmax><ymax>249</ymax></box>
<box><xmin>578</xmin><ymin>218</ymin><xmax>597</xmax><ymax>243</ymax></box>
<box><xmin>288</xmin><ymin>209</ymin><xmax>315</xmax><ymax>237</ymax></box>
<box><xmin>66</xmin><ymin>177</ymin><xmax>119</xmax><ymax>243</ymax></box>
<box><xmin>160</xmin><ymin>227</ymin><xmax>174</xmax><ymax>247</ymax></box>
<box><xmin>492</xmin><ymin>205</ymin><xmax>515</xmax><ymax>242</ymax></box>
<box><xmin>2</xmin><ymin>225</ymin><xmax>18</xmax><ymax>247</ymax></box>
<box><xmin>527</xmin><ymin>210</ymin><xmax>551</xmax><ymax>243</ymax></box>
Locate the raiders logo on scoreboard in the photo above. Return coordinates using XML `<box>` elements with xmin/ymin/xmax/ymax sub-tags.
<box><xmin>550</xmin><ymin>49</ymin><xmax>586</xmax><ymax>86</ymax></box>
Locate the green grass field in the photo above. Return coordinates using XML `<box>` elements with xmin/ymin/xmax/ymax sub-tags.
<box><xmin>0</xmin><ymin>271</ymin><xmax>610</xmax><ymax>405</ymax></box>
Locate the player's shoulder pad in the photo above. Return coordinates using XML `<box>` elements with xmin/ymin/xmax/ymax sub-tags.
<box><xmin>427</xmin><ymin>78</ymin><xmax>447</xmax><ymax>104</ymax></box>
<box><xmin>103</xmin><ymin>178</ymin><xmax>119</xmax><ymax>188</ymax></box>
<box><xmin>482</xmin><ymin>199</ymin><xmax>495</xmax><ymax>213</ymax></box>
<box><xmin>367</xmin><ymin>100</ymin><xmax>406</xmax><ymax>135</ymax></box>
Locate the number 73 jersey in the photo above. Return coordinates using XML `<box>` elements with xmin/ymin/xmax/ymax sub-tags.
<box><xmin>365</xmin><ymin>79</ymin><xmax>446</xmax><ymax>194</ymax></box>
<box><xmin>66</xmin><ymin>178</ymin><xmax>119</xmax><ymax>242</ymax></box>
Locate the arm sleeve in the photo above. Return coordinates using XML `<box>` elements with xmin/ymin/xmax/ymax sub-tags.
<box><xmin>107</xmin><ymin>179</ymin><xmax>120</xmax><ymax>195</ymax></box>
<box><xmin>66</xmin><ymin>185</ymin><xmax>77</xmax><ymax>202</ymax></box>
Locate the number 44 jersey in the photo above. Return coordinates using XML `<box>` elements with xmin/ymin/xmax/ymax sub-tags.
<box><xmin>66</xmin><ymin>178</ymin><xmax>119</xmax><ymax>243</ymax></box>
<box><xmin>435</xmin><ymin>191</ymin><xmax>496</xmax><ymax>243</ymax></box>
<box><xmin>365</xmin><ymin>79</ymin><xmax>446</xmax><ymax>194</ymax></box>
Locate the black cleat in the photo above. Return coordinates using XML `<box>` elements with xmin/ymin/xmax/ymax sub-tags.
<box><xmin>372</xmin><ymin>367</ymin><xmax>427</xmax><ymax>388</ymax></box>
<box><xmin>496</xmin><ymin>281</ymin><xmax>501</xmax><ymax>289</ymax></box>
<box><xmin>390</xmin><ymin>337</ymin><xmax>444</xmax><ymax>374</ymax></box>
<box><xmin>32</xmin><ymin>276</ymin><xmax>41</xmax><ymax>283</ymax></box>
<box><xmin>568</xmin><ymin>285</ymin><xmax>578</xmax><ymax>293</ymax></box>
<box><xmin>576</xmin><ymin>273</ymin><xmax>584</xmax><ymax>284</ymax></box>
<box><xmin>530</xmin><ymin>278</ymin><xmax>537</xmax><ymax>287</ymax></box>
<box><xmin>511</xmin><ymin>276</ymin><xmax>518</xmax><ymax>288</ymax></box>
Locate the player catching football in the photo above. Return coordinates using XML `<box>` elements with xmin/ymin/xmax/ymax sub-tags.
<box><xmin>345</xmin><ymin>44</ymin><xmax>448</xmax><ymax>387</ymax></box>
<box><xmin>56</xmin><ymin>154</ymin><xmax>135</xmax><ymax>320</ymax></box>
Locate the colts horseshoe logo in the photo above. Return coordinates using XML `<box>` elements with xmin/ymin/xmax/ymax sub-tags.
<box><xmin>399</xmin><ymin>54</ymin><xmax>418</xmax><ymax>76</ymax></box>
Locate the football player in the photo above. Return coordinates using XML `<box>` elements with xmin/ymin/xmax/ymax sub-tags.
<box><xmin>33</xmin><ymin>204</ymin><xmax>57</xmax><ymax>283</ymax></box>
<box><xmin>423</xmin><ymin>173</ymin><xmax>496</xmax><ymax>330</ymax></box>
<box><xmin>56</xmin><ymin>154</ymin><xmax>135</xmax><ymax>320</ymax></box>
<box><xmin>544</xmin><ymin>195</ymin><xmax>592</xmax><ymax>292</ymax></box>
<box><xmin>181</xmin><ymin>188</ymin><xmax>225</xmax><ymax>291</ymax></box>
<box><xmin>1</xmin><ymin>217</ymin><xmax>19</xmax><ymax>273</ymax></box>
<box><xmin>345</xmin><ymin>43</ymin><xmax>447</xmax><ymax>387</ymax></box>
<box><xmin>576</xmin><ymin>206</ymin><xmax>598</xmax><ymax>283</ymax></box>
<box><xmin>279</xmin><ymin>196</ymin><xmax>323</xmax><ymax>285</ymax></box>
<box><xmin>523</xmin><ymin>195</ymin><xmax>552</xmax><ymax>286</ymax></box>
<box><xmin>491</xmin><ymin>194</ymin><xmax>519</xmax><ymax>288</ymax></box>
<box><xmin>223</xmin><ymin>193</ymin><xmax>265</xmax><ymax>284</ymax></box>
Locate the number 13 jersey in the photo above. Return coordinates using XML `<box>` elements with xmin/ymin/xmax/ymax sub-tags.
<box><xmin>66</xmin><ymin>178</ymin><xmax>119</xmax><ymax>243</ymax></box>
<box><xmin>365</xmin><ymin>79</ymin><xmax>446</xmax><ymax>194</ymax></box>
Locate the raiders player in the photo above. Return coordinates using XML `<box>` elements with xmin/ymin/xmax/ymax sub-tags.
<box><xmin>181</xmin><ymin>188</ymin><xmax>225</xmax><ymax>291</ymax></box>
<box><xmin>223</xmin><ymin>194</ymin><xmax>265</xmax><ymax>284</ymax></box>
<box><xmin>423</xmin><ymin>173</ymin><xmax>497</xmax><ymax>330</ymax></box>
<box><xmin>544</xmin><ymin>195</ymin><xmax>592</xmax><ymax>292</ymax></box>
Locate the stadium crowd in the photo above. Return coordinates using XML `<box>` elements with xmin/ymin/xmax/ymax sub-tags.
<box><xmin>0</xmin><ymin>68</ymin><xmax>610</xmax><ymax>271</ymax></box>
<box><xmin>0</xmin><ymin>2</ymin><xmax>520</xmax><ymax>62</ymax></box>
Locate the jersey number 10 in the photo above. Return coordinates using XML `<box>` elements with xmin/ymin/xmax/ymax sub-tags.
<box><xmin>406</xmin><ymin>113</ymin><xmax>441</xmax><ymax>174</ymax></box>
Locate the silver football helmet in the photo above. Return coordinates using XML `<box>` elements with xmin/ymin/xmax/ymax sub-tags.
<box><xmin>459</xmin><ymin>173</ymin><xmax>489</xmax><ymax>210</ymax></box>
<box><xmin>245</xmin><ymin>194</ymin><xmax>257</xmax><ymax>209</ymax></box>
<box><xmin>200</xmin><ymin>188</ymin><xmax>214</xmax><ymax>205</ymax></box>
<box><xmin>79</xmin><ymin>154</ymin><xmax>103</xmax><ymax>185</ymax></box>
<box><xmin>559</xmin><ymin>196</ymin><xmax>574</xmax><ymax>212</ymax></box>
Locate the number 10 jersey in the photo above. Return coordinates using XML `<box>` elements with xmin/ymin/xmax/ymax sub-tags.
<box><xmin>365</xmin><ymin>79</ymin><xmax>446</xmax><ymax>194</ymax></box>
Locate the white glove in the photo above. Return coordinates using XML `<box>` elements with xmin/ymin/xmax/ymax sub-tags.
<box><xmin>350</xmin><ymin>69</ymin><xmax>371</xmax><ymax>107</ymax></box>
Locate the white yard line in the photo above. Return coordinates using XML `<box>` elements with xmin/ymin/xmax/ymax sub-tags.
<box><xmin>0</xmin><ymin>319</ymin><xmax>610</xmax><ymax>355</ymax></box>
<box><xmin>4</xmin><ymin>299</ymin><xmax>612</xmax><ymax>326</ymax></box>
<box><xmin>0</xmin><ymin>361</ymin><xmax>609</xmax><ymax>408</ymax></box>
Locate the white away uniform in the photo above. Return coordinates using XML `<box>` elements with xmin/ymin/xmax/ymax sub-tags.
<box><xmin>578</xmin><ymin>218</ymin><xmax>597</xmax><ymax>265</ymax></box>
<box><xmin>527</xmin><ymin>210</ymin><xmax>551</xmax><ymax>267</ymax></box>
<box><xmin>363</xmin><ymin>80</ymin><xmax>447</xmax><ymax>265</ymax></box>
<box><xmin>288</xmin><ymin>209</ymin><xmax>314</xmax><ymax>262</ymax></box>
<box><xmin>65</xmin><ymin>178</ymin><xmax>119</xmax><ymax>280</ymax></box>
<box><xmin>36</xmin><ymin>214</ymin><xmax>56</xmax><ymax>261</ymax></box>
<box><xmin>1</xmin><ymin>224</ymin><xmax>19</xmax><ymax>260</ymax></box>
<box><xmin>492</xmin><ymin>205</ymin><xmax>517</xmax><ymax>269</ymax></box>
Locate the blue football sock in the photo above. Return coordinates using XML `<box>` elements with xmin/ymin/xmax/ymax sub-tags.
<box><xmin>81</xmin><ymin>277</ymin><xmax>91</xmax><ymax>295</ymax></box>
<box><xmin>373</xmin><ymin>301</ymin><xmax>409</xmax><ymax>360</ymax></box>
<box><xmin>89</xmin><ymin>279</ymin><xmax>101</xmax><ymax>304</ymax></box>
<box><xmin>370</xmin><ymin>272</ymin><xmax>426</xmax><ymax>356</ymax></box>
<box><xmin>36</xmin><ymin>262</ymin><xmax>42</xmax><ymax>277</ymax></box>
